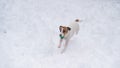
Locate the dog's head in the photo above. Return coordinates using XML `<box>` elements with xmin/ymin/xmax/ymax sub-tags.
<box><xmin>59</xmin><ymin>26</ymin><xmax>71</xmax><ymax>38</ymax></box>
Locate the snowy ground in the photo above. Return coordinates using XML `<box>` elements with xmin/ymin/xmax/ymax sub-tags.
<box><xmin>0</xmin><ymin>0</ymin><xmax>120</xmax><ymax>68</ymax></box>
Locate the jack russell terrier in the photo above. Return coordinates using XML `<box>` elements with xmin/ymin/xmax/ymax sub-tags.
<box><xmin>58</xmin><ymin>19</ymin><xmax>80</xmax><ymax>53</ymax></box>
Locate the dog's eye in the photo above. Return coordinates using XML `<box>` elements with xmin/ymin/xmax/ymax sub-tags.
<box><xmin>63</xmin><ymin>30</ymin><xmax>65</xmax><ymax>33</ymax></box>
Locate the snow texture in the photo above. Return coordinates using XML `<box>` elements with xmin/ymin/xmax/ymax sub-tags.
<box><xmin>0</xmin><ymin>0</ymin><xmax>120</xmax><ymax>68</ymax></box>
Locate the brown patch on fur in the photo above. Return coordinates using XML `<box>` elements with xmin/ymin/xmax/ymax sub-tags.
<box><xmin>62</xmin><ymin>27</ymin><xmax>68</xmax><ymax>35</ymax></box>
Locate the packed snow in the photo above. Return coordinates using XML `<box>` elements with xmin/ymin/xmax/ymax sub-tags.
<box><xmin>0</xmin><ymin>0</ymin><xmax>120</xmax><ymax>68</ymax></box>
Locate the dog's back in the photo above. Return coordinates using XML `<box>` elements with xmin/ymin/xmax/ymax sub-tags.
<box><xmin>69</xmin><ymin>21</ymin><xmax>79</xmax><ymax>34</ymax></box>
<box><xmin>66</xmin><ymin>22</ymin><xmax>79</xmax><ymax>40</ymax></box>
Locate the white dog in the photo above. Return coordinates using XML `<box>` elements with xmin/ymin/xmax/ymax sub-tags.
<box><xmin>58</xmin><ymin>19</ymin><xmax>80</xmax><ymax>53</ymax></box>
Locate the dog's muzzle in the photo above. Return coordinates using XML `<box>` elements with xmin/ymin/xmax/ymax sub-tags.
<box><xmin>59</xmin><ymin>34</ymin><xmax>64</xmax><ymax>39</ymax></box>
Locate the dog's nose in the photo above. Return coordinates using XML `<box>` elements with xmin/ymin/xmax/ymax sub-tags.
<box><xmin>59</xmin><ymin>34</ymin><xmax>62</xmax><ymax>36</ymax></box>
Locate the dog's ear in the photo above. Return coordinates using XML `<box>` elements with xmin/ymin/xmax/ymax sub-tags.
<box><xmin>59</xmin><ymin>26</ymin><xmax>62</xmax><ymax>32</ymax></box>
<box><xmin>67</xmin><ymin>27</ymin><xmax>71</xmax><ymax>31</ymax></box>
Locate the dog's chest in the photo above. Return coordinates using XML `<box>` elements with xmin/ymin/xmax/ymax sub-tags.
<box><xmin>64</xmin><ymin>27</ymin><xmax>74</xmax><ymax>40</ymax></box>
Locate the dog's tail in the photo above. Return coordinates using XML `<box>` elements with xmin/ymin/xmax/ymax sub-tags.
<box><xmin>75</xmin><ymin>19</ymin><xmax>83</xmax><ymax>23</ymax></box>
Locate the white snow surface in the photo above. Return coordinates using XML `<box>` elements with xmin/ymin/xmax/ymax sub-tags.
<box><xmin>0</xmin><ymin>0</ymin><xmax>120</xmax><ymax>68</ymax></box>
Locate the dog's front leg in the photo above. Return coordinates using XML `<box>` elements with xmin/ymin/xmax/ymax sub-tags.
<box><xmin>58</xmin><ymin>39</ymin><xmax>63</xmax><ymax>48</ymax></box>
<box><xmin>61</xmin><ymin>40</ymin><xmax>69</xmax><ymax>53</ymax></box>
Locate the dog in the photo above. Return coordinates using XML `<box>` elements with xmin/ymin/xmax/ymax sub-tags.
<box><xmin>58</xmin><ymin>19</ymin><xmax>80</xmax><ymax>53</ymax></box>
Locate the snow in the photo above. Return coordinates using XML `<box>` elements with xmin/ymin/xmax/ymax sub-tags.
<box><xmin>0</xmin><ymin>0</ymin><xmax>120</xmax><ymax>68</ymax></box>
